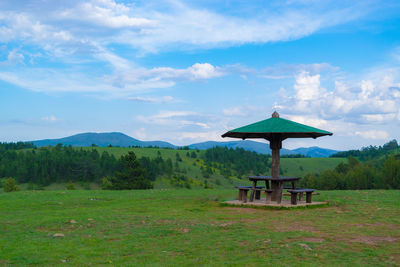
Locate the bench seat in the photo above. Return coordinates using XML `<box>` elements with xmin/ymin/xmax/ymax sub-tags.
<box><xmin>287</xmin><ymin>189</ymin><xmax>315</xmax><ymax>205</ymax></box>
<box><xmin>235</xmin><ymin>186</ymin><xmax>264</xmax><ymax>202</ymax></box>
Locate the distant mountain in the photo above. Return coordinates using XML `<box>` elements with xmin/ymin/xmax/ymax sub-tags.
<box><xmin>188</xmin><ymin>140</ymin><xmax>293</xmax><ymax>155</ymax></box>
<box><xmin>188</xmin><ymin>140</ymin><xmax>339</xmax><ymax>157</ymax></box>
<box><xmin>31</xmin><ymin>132</ymin><xmax>339</xmax><ymax>157</ymax></box>
<box><xmin>32</xmin><ymin>132</ymin><xmax>176</xmax><ymax>148</ymax></box>
<box><xmin>292</xmin><ymin>146</ymin><xmax>340</xmax><ymax>158</ymax></box>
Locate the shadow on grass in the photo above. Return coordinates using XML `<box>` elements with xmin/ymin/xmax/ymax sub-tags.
<box><xmin>219</xmin><ymin>201</ymin><xmax>331</xmax><ymax>211</ymax></box>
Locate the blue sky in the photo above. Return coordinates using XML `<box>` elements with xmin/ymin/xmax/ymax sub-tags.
<box><xmin>1</xmin><ymin>0</ymin><xmax>400</xmax><ymax>150</ymax></box>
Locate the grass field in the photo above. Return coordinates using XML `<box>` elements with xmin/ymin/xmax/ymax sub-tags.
<box><xmin>1</xmin><ymin>189</ymin><xmax>399</xmax><ymax>266</ymax></box>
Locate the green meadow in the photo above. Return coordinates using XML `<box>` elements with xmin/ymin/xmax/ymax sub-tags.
<box><xmin>84</xmin><ymin>147</ymin><xmax>346</xmax><ymax>188</ymax></box>
<box><xmin>0</xmin><ymin>189</ymin><xmax>399</xmax><ymax>266</ymax></box>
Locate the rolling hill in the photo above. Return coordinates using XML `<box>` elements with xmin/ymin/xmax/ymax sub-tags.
<box><xmin>32</xmin><ymin>132</ymin><xmax>176</xmax><ymax>148</ymax></box>
<box><xmin>31</xmin><ymin>132</ymin><xmax>340</xmax><ymax>157</ymax></box>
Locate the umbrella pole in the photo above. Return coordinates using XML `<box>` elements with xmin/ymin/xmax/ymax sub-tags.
<box><xmin>271</xmin><ymin>148</ymin><xmax>280</xmax><ymax>178</ymax></box>
<box><xmin>270</xmin><ymin>137</ymin><xmax>282</xmax><ymax>202</ymax></box>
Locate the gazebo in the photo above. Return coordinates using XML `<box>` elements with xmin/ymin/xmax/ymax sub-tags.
<box><xmin>222</xmin><ymin>111</ymin><xmax>332</xmax><ymax>203</ymax></box>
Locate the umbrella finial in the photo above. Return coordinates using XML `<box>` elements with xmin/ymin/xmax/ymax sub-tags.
<box><xmin>272</xmin><ymin>111</ymin><xmax>279</xmax><ymax>118</ymax></box>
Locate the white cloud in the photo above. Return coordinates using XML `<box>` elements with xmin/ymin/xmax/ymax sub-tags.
<box><xmin>0</xmin><ymin>0</ymin><xmax>375</xmax><ymax>56</ymax></box>
<box><xmin>361</xmin><ymin>113</ymin><xmax>396</xmax><ymax>123</ymax></box>
<box><xmin>355</xmin><ymin>130</ymin><xmax>389</xmax><ymax>140</ymax></box>
<box><xmin>0</xmin><ymin>61</ymin><xmax>224</xmax><ymax>96</ymax></box>
<box><xmin>137</xmin><ymin>110</ymin><xmax>212</xmax><ymax>130</ymax></box>
<box><xmin>188</xmin><ymin>63</ymin><xmax>222</xmax><ymax>79</ymax></box>
<box><xmin>151</xmin><ymin>111</ymin><xmax>197</xmax><ymax>119</ymax></box>
<box><xmin>41</xmin><ymin>115</ymin><xmax>58</xmax><ymax>122</ymax></box>
<box><xmin>0</xmin><ymin>0</ymin><xmax>380</xmax><ymax>98</ymax></box>
<box><xmin>223</xmin><ymin>107</ymin><xmax>244</xmax><ymax>116</ymax></box>
<box><xmin>7</xmin><ymin>49</ymin><xmax>25</xmax><ymax>65</ymax></box>
<box><xmin>59</xmin><ymin>0</ymin><xmax>154</xmax><ymax>29</ymax></box>
<box><xmin>260</xmin><ymin>63</ymin><xmax>339</xmax><ymax>79</ymax></box>
<box><xmin>281</xmin><ymin>71</ymin><xmax>400</xmax><ymax>124</ymax></box>
<box><xmin>294</xmin><ymin>71</ymin><xmax>323</xmax><ymax>101</ymax></box>
<box><xmin>134</xmin><ymin>127</ymin><xmax>147</xmax><ymax>140</ymax></box>
<box><xmin>286</xmin><ymin>115</ymin><xmax>328</xmax><ymax>129</ymax></box>
<box><xmin>127</xmin><ymin>96</ymin><xmax>176</xmax><ymax>103</ymax></box>
<box><xmin>178</xmin><ymin>131</ymin><xmax>221</xmax><ymax>142</ymax></box>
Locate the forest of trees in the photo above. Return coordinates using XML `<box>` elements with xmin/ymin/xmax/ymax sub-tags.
<box><xmin>300</xmin><ymin>155</ymin><xmax>400</xmax><ymax>190</ymax></box>
<box><xmin>297</xmin><ymin>139</ymin><xmax>400</xmax><ymax>190</ymax></box>
<box><xmin>0</xmin><ymin>144</ymin><xmax>172</xmax><ymax>189</ymax></box>
<box><xmin>203</xmin><ymin>147</ymin><xmax>270</xmax><ymax>177</ymax></box>
<box><xmin>331</xmin><ymin>139</ymin><xmax>399</xmax><ymax>161</ymax></box>
<box><xmin>0</xmin><ymin>144</ymin><xmax>119</xmax><ymax>185</ymax></box>
<box><xmin>1</xmin><ymin>140</ymin><xmax>400</xmax><ymax>190</ymax></box>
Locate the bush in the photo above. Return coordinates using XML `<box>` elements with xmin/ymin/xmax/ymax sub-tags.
<box><xmin>4</xmin><ymin>177</ymin><xmax>19</xmax><ymax>192</ymax></box>
<box><xmin>106</xmin><ymin>152</ymin><xmax>153</xmax><ymax>190</ymax></box>
<box><xmin>66</xmin><ymin>181</ymin><xmax>76</xmax><ymax>190</ymax></box>
<box><xmin>101</xmin><ymin>177</ymin><xmax>113</xmax><ymax>190</ymax></box>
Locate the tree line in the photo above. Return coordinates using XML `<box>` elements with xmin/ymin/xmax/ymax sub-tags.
<box><xmin>331</xmin><ymin>139</ymin><xmax>399</xmax><ymax>161</ymax></box>
<box><xmin>0</xmin><ymin>144</ymin><xmax>173</xmax><ymax>189</ymax></box>
<box><xmin>1</xmin><ymin>140</ymin><xmax>400</xmax><ymax>191</ymax></box>
<box><xmin>299</xmin><ymin>155</ymin><xmax>400</xmax><ymax>190</ymax></box>
<box><xmin>203</xmin><ymin>147</ymin><xmax>270</xmax><ymax>177</ymax></box>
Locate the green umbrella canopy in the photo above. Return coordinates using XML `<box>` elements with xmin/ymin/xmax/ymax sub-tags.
<box><xmin>221</xmin><ymin>112</ymin><xmax>332</xmax><ymax>141</ymax></box>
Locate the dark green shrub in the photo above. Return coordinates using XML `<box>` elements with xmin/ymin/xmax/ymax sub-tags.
<box><xmin>4</xmin><ymin>177</ymin><xmax>19</xmax><ymax>192</ymax></box>
<box><xmin>66</xmin><ymin>181</ymin><xmax>76</xmax><ymax>190</ymax></box>
<box><xmin>101</xmin><ymin>177</ymin><xmax>113</xmax><ymax>190</ymax></box>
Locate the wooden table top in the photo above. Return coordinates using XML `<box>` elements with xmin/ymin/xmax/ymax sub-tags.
<box><xmin>248</xmin><ymin>176</ymin><xmax>301</xmax><ymax>181</ymax></box>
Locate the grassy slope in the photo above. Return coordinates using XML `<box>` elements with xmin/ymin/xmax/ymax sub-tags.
<box><xmin>280</xmin><ymin>157</ymin><xmax>345</xmax><ymax>177</ymax></box>
<box><xmin>97</xmin><ymin>147</ymin><xmax>347</xmax><ymax>188</ymax></box>
<box><xmin>0</xmin><ymin>189</ymin><xmax>399</xmax><ymax>266</ymax></box>
<box><xmin>91</xmin><ymin>146</ymin><xmax>346</xmax><ymax>181</ymax></box>
<box><xmin>21</xmin><ymin>147</ymin><xmax>345</xmax><ymax>189</ymax></box>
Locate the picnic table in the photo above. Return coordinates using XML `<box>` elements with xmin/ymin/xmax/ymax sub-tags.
<box><xmin>247</xmin><ymin>176</ymin><xmax>301</xmax><ymax>203</ymax></box>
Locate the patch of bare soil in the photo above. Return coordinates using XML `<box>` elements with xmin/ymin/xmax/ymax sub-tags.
<box><xmin>389</xmin><ymin>254</ymin><xmax>400</xmax><ymax>265</ymax></box>
<box><xmin>155</xmin><ymin>219</ymin><xmax>200</xmax><ymax>227</ymax></box>
<box><xmin>177</xmin><ymin>228</ymin><xmax>190</xmax><ymax>233</ymax></box>
<box><xmin>349</xmin><ymin>235</ymin><xmax>398</xmax><ymax>245</ymax></box>
<box><xmin>302</xmin><ymin>237</ymin><xmax>325</xmax><ymax>243</ymax></box>
<box><xmin>273</xmin><ymin>223</ymin><xmax>320</xmax><ymax>233</ymax></box>
<box><xmin>221</xmin><ymin>207</ymin><xmax>273</xmax><ymax>214</ymax></box>
<box><xmin>325</xmin><ymin>206</ymin><xmax>348</xmax><ymax>214</ymax></box>
<box><xmin>167</xmin><ymin>251</ymin><xmax>185</xmax><ymax>256</ymax></box>
<box><xmin>352</xmin><ymin>222</ymin><xmax>400</xmax><ymax>230</ymax></box>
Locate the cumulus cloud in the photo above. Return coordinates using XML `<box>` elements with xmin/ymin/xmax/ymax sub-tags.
<box><xmin>260</xmin><ymin>63</ymin><xmax>339</xmax><ymax>79</ymax></box>
<box><xmin>0</xmin><ymin>61</ymin><xmax>223</xmax><ymax>96</ymax></box>
<box><xmin>355</xmin><ymin>130</ymin><xmax>389</xmax><ymax>140</ymax></box>
<box><xmin>294</xmin><ymin>71</ymin><xmax>323</xmax><ymax>101</ymax></box>
<box><xmin>281</xmin><ymin>71</ymin><xmax>400</xmax><ymax>125</ymax></box>
<box><xmin>286</xmin><ymin>115</ymin><xmax>328</xmax><ymax>129</ymax></box>
<box><xmin>0</xmin><ymin>0</ymin><xmax>381</xmax><ymax>97</ymax></box>
<box><xmin>188</xmin><ymin>63</ymin><xmax>222</xmax><ymax>79</ymax></box>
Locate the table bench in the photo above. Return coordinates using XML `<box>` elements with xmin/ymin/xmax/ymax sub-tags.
<box><xmin>252</xmin><ymin>188</ymin><xmax>274</xmax><ymax>203</ymax></box>
<box><xmin>248</xmin><ymin>176</ymin><xmax>301</xmax><ymax>204</ymax></box>
<box><xmin>287</xmin><ymin>189</ymin><xmax>315</xmax><ymax>205</ymax></box>
<box><xmin>235</xmin><ymin>186</ymin><xmax>264</xmax><ymax>202</ymax></box>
